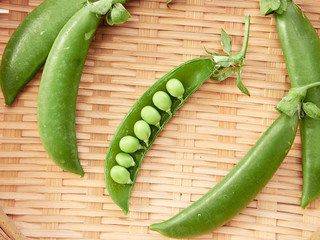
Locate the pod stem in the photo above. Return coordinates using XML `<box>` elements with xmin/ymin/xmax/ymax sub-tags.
<box><xmin>87</xmin><ymin>0</ymin><xmax>113</xmax><ymax>15</ymax></box>
<box><xmin>87</xmin><ymin>0</ymin><xmax>131</xmax><ymax>26</ymax></box>
<box><xmin>223</xmin><ymin>15</ymin><xmax>250</xmax><ymax>63</ymax></box>
<box><xmin>299</xmin><ymin>81</ymin><xmax>320</xmax><ymax>92</ymax></box>
<box><xmin>139</xmin><ymin>144</ymin><xmax>147</xmax><ymax>151</ymax></box>
<box><xmin>238</xmin><ymin>16</ymin><xmax>251</xmax><ymax>59</ymax></box>
<box><xmin>260</xmin><ymin>0</ymin><xmax>289</xmax><ymax>16</ymax></box>
<box><xmin>155</xmin><ymin>122</ymin><xmax>161</xmax><ymax>129</ymax></box>
<box><xmin>207</xmin><ymin>16</ymin><xmax>251</xmax><ymax>95</ymax></box>
<box><xmin>276</xmin><ymin>81</ymin><xmax>320</xmax><ymax>117</ymax></box>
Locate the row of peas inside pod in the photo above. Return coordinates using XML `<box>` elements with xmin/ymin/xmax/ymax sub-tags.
<box><xmin>110</xmin><ymin>78</ymin><xmax>185</xmax><ymax>184</ymax></box>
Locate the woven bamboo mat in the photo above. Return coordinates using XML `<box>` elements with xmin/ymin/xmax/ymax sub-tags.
<box><xmin>1</xmin><ymin>0</ymin><xmax>320</xmax><ymax>239</ymax></box>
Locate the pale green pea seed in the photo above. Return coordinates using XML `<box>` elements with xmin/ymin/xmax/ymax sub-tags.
<box><xmin>119</xmin><ymin>136</ymin><xmax>143</xmax><ymax>153</ymax></box>
<box><xmin>152</xmin><ymin>91</ymin><xmax>172</xmax><ymax>114</ymax></box>
<box><xmin>115</xmin><ymin>153</ymin><xmax>135</xmax><ymax>168</ymax></box>
<box><xmin>166</xmin><ymin>78</ymin><xmax>185</xmax><ymax>100</ymax></box>
<box><xmin>141</xmin><ymin>106</ymin><xmax>161</xmax><ymax>128</ymax></box>
<box><xmin>110</xmin><ymin>165</ymin><xmax>133</xmax><ymax>184</ymax></box>
<box><xmin>134</xmin><ymin>120</ymin><xmax>151</xmax><ymax>146</ymax></box>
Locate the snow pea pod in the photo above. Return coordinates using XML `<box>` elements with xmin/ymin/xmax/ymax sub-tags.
<box><xmin>105</xmin><ymin>16</ymin><xmax>251</xmax><ymax>214</ymax></box>
<box><xmin>37</xmin><ymin>0</ymin><xmax>120</xmax><ymax>176</ymax></box>
<box><xmin>150</xmin><ymin>112</ymin><xmax>299</xmax><ymax>238</ymax></box>
<box><xmin>261</xmin><ymin>0</ymin><xmax>320</xmax><ymax>208</ymax></box>
<box><xmin>0</xmin><ymin>0</ymin><xmax>86</xmax><ymax>106</ymax></box>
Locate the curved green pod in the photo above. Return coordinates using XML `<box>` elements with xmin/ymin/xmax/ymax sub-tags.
<box><xmin>37</xmin><ymin>0</ymin><xmax>112</xmax><ymax>176</ymax></box>
<box><xmin>105</xmin><ymin>16</ymin><xmax>251</xmax><ymax>214</ymax></box>
<box><xmin>105</xmin><ymin>57</ymin><xmax>215</xmax><ymax>214</ymax></box>
<box><xmin>150</xmin><ymin>113</ymin><xmax>299</xmax><ymax>238</ymax></box>
<box><xmin>273</xmin><ymin>0</ymin><xmax>320</xmax><ymax>208</ymax></box>
<box><xmin>0</xmin><ymin>0</ymin><xmax>85</xmax><ymax>105</ymax></box>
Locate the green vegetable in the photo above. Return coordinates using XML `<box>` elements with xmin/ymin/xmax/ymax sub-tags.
<box><xmin>115</xmin><ymin>153</ymin><xmax>136</xmax><ymax>168</ymax></box>
<box><xmin>38</xmin><ymin>0</ymin><xmax>128</xmax><ymax>176</ymax></box>
<box><xmin>105</xmin><ymin>16</ymin><xmax>251</xmax><ymax>215</ymax></box>
<box><xmin>119</xmin><ymin>136</ymin><xmax>144</xmax><ymax>153</ymax></box>
<box><xmin>152</xmin><ymin>91</ymin><xmax>173</xmax><ymax>114</ymax></box>
<box><xmin>141</xmin><ymin>106</ymin><xmax>162</xmax><ymax>128</ymax></box>
<box><xmin>262</xmin><ymin>0</ymin><xmax>320</xmax><ymax>208</ymax></box>
<box><xmin>0</xmin><ymin>0</ymin><xmax>86</xmax><ymax>106</ymax></box>
<box><xmin>150</xmin><ymin>112</ymin><xmax>299</xmax><ymax>238</ymax></box>
<box><xmin>166</xmin><ymin>78</ymin><xmax>185</xmax><ymax>100</ymax></box>
<box><xmin>134</xmin><ymin>120</ymin><xmax>151</xmax><ymax>145</ymax></box>
<box><xmin>110</xmin><ymin>166</ymin><xmax>133</xmax><ymax>184</ymax></box>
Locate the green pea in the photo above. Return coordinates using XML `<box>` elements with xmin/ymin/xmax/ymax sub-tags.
<box><xmin>134</xmin><ymin>120</ymin><xmax>151</xmax><ymax>146</ymax></box>
<box><xmin>152</xmin><ymin>91</ymin><xmax>172</xmax><ymax>115</ymax></box>
<box><xmin>141</xmin><ymin>106</ymin><xmax>161</xmax><ymax>128</ymax></box>
<box><xmin>115</xmin><ymin>153</ymin><xmax>135</xmax><ymax>168</ymax></box>
<box><xmin>166</xmin><ymin>78</ymin><xmax>185</xmax><ymax>100</ymax></box>
<box><xmin>110</xmin><ymin>165</ymin><xmax>133</xmax><ymax>184</ymax></box>
<box><xmin>119</xmin><ymin>136</ymin><xmax>143</xmax><ymax>153</ymax></box>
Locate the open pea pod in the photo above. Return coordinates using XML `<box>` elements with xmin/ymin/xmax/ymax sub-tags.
<box><xmin>105</xmin><ymin>16</ymin><xmax>250</xmax><ymax>214</ymax></box>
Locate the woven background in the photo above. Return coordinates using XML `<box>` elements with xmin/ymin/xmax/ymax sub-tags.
<box><xmin>1</xmin><ymin>0</ymin><xmax>320</xmax><ymax>239</ymax></box>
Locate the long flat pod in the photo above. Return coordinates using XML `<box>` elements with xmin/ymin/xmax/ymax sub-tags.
<box><xmin>266</xmin><ymin>0</ymin><xmax>320</xmax><ymax>208</ymax></box>
<box><xmin>150</xmin><ymin>113</ymin><xmax>299</xmax><ymax>238</ymax></box>
<box><xmin>0</xmin><ymin>0</ymin><xmax>86</xmax><ymax>106</ymax></box>
<box><xmin>105</xmin><ymin>16</ymin><xmax>251</xmax><ymax>214</ymax></box>
<box><xmin>37</xmin><ymin>1</ymin><xmax>110</xmax><ymax>176</ymax></box>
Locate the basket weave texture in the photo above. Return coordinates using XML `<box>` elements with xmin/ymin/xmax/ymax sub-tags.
<box><xmin>0</xmin><ymin>0</ymin><xmax>320</xmax><ymax>239</ymax></box>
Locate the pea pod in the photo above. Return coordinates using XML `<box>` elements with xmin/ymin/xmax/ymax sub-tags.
<box><xmin>37</xmin><ymin>0</ymin><xmax>129</xmax><ymax>176</ymax></box>
<box><xmin>261</xmin><ymin>0</ymin><xmax>320</xmax><ymax>208</ymax></box>
<box><xmin>150</xmin><ymin>112</ymin><xmax>299</xmax><ymax>238</ymax></box>
<box><xmin>105</xmin><ymin>16</ymin><xmax>251</xmax><ymax>214</ymax></box>
<box><xmin>0</xmin><ymin>0</ymin><xmax>86</xmax><ymax>106</ymax></box>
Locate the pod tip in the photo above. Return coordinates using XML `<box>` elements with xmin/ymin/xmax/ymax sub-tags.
<box><xmin>300</xmin><ymin>198</ymin><xmax>309</xmax><ymax>209</ymax></box>
<box><xmin>122</xmin><ymin>208</ymin><xmax>129</xmax><ymax>215</ymax></box>
<box><xmin>149</xmin><ymin>224</ymin><xmax>158</xmax><ymax>232</ymax></box>
<box><xmin>75</xmin><ymin>167</ymin><xmax>85</xmax><ymax>178</ymax></box>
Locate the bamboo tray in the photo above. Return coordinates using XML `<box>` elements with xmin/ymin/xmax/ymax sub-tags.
<box><xmin>1</xmin><ymin>0</ymin><xmax>320</xmax><ymax>239</ymax></box>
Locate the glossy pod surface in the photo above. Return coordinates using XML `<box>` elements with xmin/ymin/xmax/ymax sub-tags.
<box><xmin>37</xmin><ymin>5</ymin><xmax>103</xmax><ymax>177</ymax></box>
<box><xmin>105</xmin><ymin>57</ymin><xmax>214</xmax><ymax>214</ymax></box>
<box><xmin>0</xmin><ymin>0</ymin><xmax>85</xmax><ymax>105</ymax></box>
<box><xmin>150</xmin><ymin>113</ymin><xmax>299</xmax><ymax>238</ymax></box>
<box><xmin>275</xmin><ymin>0</ymin><xmax>320</xmax><ymax>208</ymax></box>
